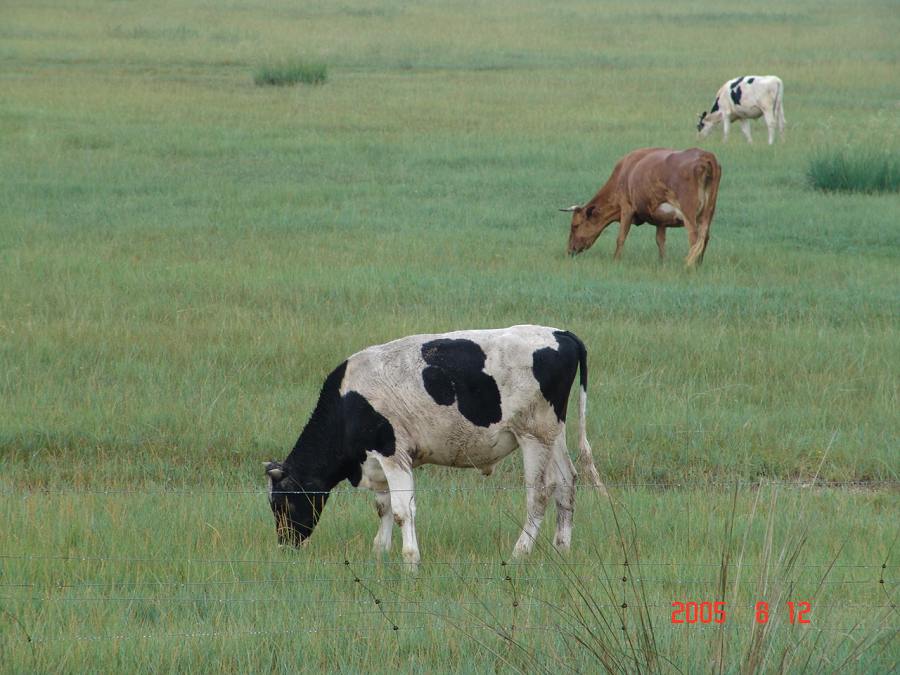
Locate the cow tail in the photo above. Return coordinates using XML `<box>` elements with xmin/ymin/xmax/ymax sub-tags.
<box><xmin>704</xmin><ymin>155</ymin><xmax>722</xmax><ymax>194</ymax></box>
<box><xmin>568</xmin><ymin>332</ymin><xmax>605</xmax><ymax>492</ymax></box>
<box><xmin>687</xmin><ymin>156</ymin><xmax>721</xmax><ymax>266</ymax></box>
<box><xmin>692</xmin><ymin>157</ymin><xmax>718</xmax><ymax>209</ymax></box>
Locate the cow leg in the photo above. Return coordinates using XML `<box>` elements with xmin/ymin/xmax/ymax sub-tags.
<box><xmin>686</xmin><ymin>210</ymin><xmax>714</xmax><ymax>266</ymax></box>
<box><xmin>698</xmin><ymin>233</ymin><xmax>710</xmax><ymax>264</ymax></box>
<box><xmin>740</xmin><ymin>119</ymin><xmax>753</xmax><ymax>143</ymax></box>
<box><xmin>698</xmin><ymin>217</ymin><xmax>712</xmax><ymax>264</ymax></box>
<box><xmin>547</xmin><ymin>434</ymin><xmax>577</xmax><ymax>552</ymax></box>
<box><xmin>372</xmin><ymin>490</ymin><xmax>393</xmax><ymax>555</ymax></box>
<box><xmin>684</xmin><ymin>220</ymin><xmax>699</xmax><ymax>266</ymax></box>
<box><xmin>721</xmin><ymin>114</ymin><xmax>731</xmax><ymax>142</ymax></box>
<box><xmin>613</xmin><ymin>211</ymin><xmax>633</xmax><ymax>260</ymax></box>
<box><xmin>376</xmin><ymin>457</ymin><xmax>420</xmax><ymax>568</ymax></box>
<box><xmin>681</xmin><ymin>190</ymin><xmax>707</xmax><ymax>267</ymax></box>
<box><xmin>693</xmin><ymin>215</ymin><xmax>715</xmax><ymax>265</ymax></box>
<box><xmin>655</xmin><ymin>226</ymin><xmax>667</xmax><ymax>261</ymax></box>
<box><xmin>513</xmin><ymin>436</ymin><xmax>551</xmax><ymax>557</ymax></box>
<box><xmin>763</xmin><ymin>109</ymin><xmax>776</xmax><ymax>145</ymax></box>
<box><xmin>685</xmin><ymin>215</ymin><xmax>707</xmax><ymax>267</ymax></box>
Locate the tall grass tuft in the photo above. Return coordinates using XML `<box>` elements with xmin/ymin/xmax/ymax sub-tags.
<box><xmin>443</xmin><ymin>497</ymin><xmax>666</xmax><ymax>673</ymax></box>
<box><xmin>807</xmin><ymin>147</ymin><xmax>900</xmax><ymax>194</ymax></box>
<box><xmin>253</xmin><ymin>60</ymin><xmax>327</xmax><ymax>87</ymax></box>
<box><xmin>450</xmin><ymin>482</ymin><xmax>896</xmax><ymax>672</ymax></box>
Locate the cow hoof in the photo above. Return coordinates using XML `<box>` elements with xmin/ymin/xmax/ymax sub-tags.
<box><xmin>402</xmin><ymin>549</ymin><xmax>420</xmax><ymax>570</ymax></box>
<box><xmin>512</xmin><ymin>542</ymin><xmax>532</xmax><ymax>558</ymax></box>
<box><xmin>554</xmin><ymin>539</ymin><xmax>572</xmax><ymax>553</ymax></box>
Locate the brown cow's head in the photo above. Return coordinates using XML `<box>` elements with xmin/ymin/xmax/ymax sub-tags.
<box><xmin>562</xmin><ymin>204</ymin><xmax>602</xmax><ymax>256</ymax></box>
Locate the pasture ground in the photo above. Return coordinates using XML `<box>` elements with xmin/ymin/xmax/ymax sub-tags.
<box><xmin>1</xmin><ymin>0</ymin><xmax>898</xmax><ymax>671</ymax></box>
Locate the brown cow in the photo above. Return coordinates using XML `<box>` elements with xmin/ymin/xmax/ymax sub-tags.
<box><xmin>562</xmin><ymin>147</ymin><xmax>721</xmax><ymax>266</ymax></box>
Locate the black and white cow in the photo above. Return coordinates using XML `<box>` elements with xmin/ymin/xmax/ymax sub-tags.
<box><xmin>697</xmin><ymin>75</ymin><xmax>785</xmax><ymax>145</ymax></box>
<box><xmin>264</xmin><ymin>325</ymin><xmax>605</xmax><ymax>567</ymax></box>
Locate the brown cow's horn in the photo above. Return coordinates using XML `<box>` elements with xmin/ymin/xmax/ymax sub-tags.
<box><xmin>559</xmin><ymin>205</ymin><xmax>581</xmax><ymax>212</ymax></box>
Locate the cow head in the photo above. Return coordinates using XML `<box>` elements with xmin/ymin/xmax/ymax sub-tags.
<box><xmin>696</xmin><ymin>111</ymin><xmax>709</xmax><ymax>133</ymax></box>
<box><xmin>264</xmin><ymin>461</ymin><xmax>329</xmax><ymax>547</ymax></box>
<box><xmin>561</xmin><ymin>204</ymin><xmax>601</xmax><ymax>256</ymax></box>
<box><xmin>696</xmin><ymin>110</ymin><xmax>718</xmax><ymax>137</ymax></box>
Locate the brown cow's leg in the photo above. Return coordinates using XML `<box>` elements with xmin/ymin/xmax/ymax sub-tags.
<box><xmin>693</xmin><ymin>188</ymin><xmax>718</xmax><ymax>265</ymax></box>
<box><xmin>698</xmin><ymin>225</ymin><xmax>711</xmax><ymax>264</ymax></box>
<box><xmin>699</xmin><ymin>161</ymin><xmax>721</xmax><ymax>264</ymax></box>
<box><xmin>655</xmin><ymin>226</ymin><xmax>667</xmax><ymax>261</ymax></box>
<box><xmin>687</xmin><ymin>218</ymin><xmax>713</xmax><ymax>266</ymax></box>
<box><xmin>684</xmin><ymin>221</ymin><xmax>698</xmax><ymax>265</ymax></box>
<box><xmin>690</xmin><ymin>227</ymin><xmax>710</xmax><ymax>265</ymax></box>
<box><xmin>685</xmin><ymin>216</ymin><xmax>707</xmax><ymax>267</ymax></box>
<box><xmin>613</xmin><ymin>212</ymin><xmax>633</xmax><ymax>260</ymax></box>
<box><xmin>680</xmin><ymin>189</ymin><xmax>706</xmax><ymax>267</ymax></box>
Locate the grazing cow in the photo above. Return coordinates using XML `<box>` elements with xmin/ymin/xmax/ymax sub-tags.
<box><xmin>562</xmin><ymin>147</ymin><xmax>721</xmax><ymax>266</ymax></box>
<box><xmin>697</xmin><ymin>75</ymin><xmax>785</xmax><ymax>144</ymax></box>
<box><xmin>264</xmin><ymin>325</ymin><xmax>604</xmax><ymax>567</ymax></box>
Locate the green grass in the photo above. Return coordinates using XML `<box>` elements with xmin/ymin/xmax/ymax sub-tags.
<box><xmin>808</xmin><ymin>147</ymin><xmax>900</xmax><ymax>194</ymax></box>
<box><xmin>1</xmin><ymin>482</ymin><xmax>896</xmax><ymax>672</ymax></box>
<box><xmin>0</xmin><ymin>0</ymin><xmax>898</xmax><ymax>671</ymax></box>
<box><xmin>253</xmin><ymin>60</ymin><xmax>327</xmax><ymax>87</ymax></box>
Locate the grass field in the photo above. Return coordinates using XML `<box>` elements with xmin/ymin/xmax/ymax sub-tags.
<box><xmin>1</xmin><ymin>0</ymin><xmax>898</xmax><ymax>671</ymax></box>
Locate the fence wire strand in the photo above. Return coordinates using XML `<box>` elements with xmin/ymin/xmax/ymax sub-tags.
<box><xmin>2</xmin><ymin>575</ymin><xmax>892</xmax><ymax>591</ymax></box>
<box><xmin>0</xmin><ymin>552</ymin><xmax>886</xmax><ymax>569</ymax></box>
<box><xmin>4</xmin><ymin>595</ymin><xmax>895</xmax><ymax>616</ymax></box>
<box><xmin>2</xmin><ymin>480</ymin><xmax>895</xmax><ymax>652</ymax></box>
<box><xmin>3</xmin><ymin>478</ymin><xmax>898</xmax><ymax>498</ymax></box>
<box><xmin>25</xmin><ymin>621</ymin><xmax>898</xmax><ymax>646</ymax></box>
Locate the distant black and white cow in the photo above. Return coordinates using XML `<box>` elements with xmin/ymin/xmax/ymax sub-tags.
<box><xmin>264</xmin><ymin>325</ymin><xmax>605</xmax><ymax>567</ymax></box>
<box><xmin>697</xmin><ymin>75</ymin><xmax>785</xmax><ymax>144</ymax></box>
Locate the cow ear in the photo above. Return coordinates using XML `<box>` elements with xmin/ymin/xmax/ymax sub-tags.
<box><xmin>265</xmin><ymin>462</ymin><xmax>285</xmax><ymax>481</ymax></box>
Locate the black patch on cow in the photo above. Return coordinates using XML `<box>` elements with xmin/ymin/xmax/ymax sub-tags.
<box><xmin>342</xmin><ymin>390</ymin><xmax>396</xmax><ymax>484</ymax></box>
<box><xmin>270</xmin><ymin>360</ymin><xmax>350</xmax><ymax>545</ymax></box>
<box><xmin>287</xmin><ymin>364</ymin><xmax>396</xmax><ymax>486</ymax></box>
<box><xmin>288</xmin><ymin>360</ymin><xmax>348</xmax><ymax>465</ymax></box>
<box><xmin>272</xmin><ymin>359</ymin><xmax>399</xmax><ymax>544</ymax></box>
<box><xmin>730</xmin><ymin>76</ymin><xmax>744</xmax><ymax>89</ymax></box>
<box><xmin>422</xmin><ymin>366</ymin><xmax>455</xmax><ymax>406</ymax></box>
<box><xmin>421</xmin><ymin>339</ymin><xmax>502</xmax><ymax>427</ymax></box>
<box><xmin>531</xmin><ymin>331</ymin><xmax>580</xmax><ymax>422</ymax></box>
<box><xmin>710</xmin><ymin>97</ymin><xmax>720</xmax><ymax>113</ymax></box>
<box><xmin>730</xmin><ymin>86</ymin><xmax>742</xmax><ymax>105</ymax></box>
<box><xmin>746</xmin><ymin>77</ymin><xmax>755</xmax><ymax>84</ymax></box>
<box><xmin>343</xmin><ymin>390</ymin><xmax>395</xmax><ymax>460</ymax></box>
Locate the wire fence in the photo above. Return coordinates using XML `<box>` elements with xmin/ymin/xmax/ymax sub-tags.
<box><xmin>1</xmin><ymin>481</ymin><xmax>897</xmax><ymax>650</ymax></box>
<box><xmin>0</xmin><ymin>552</ymin><xmax>889</xmax><ymax>568</ymax></box>
<box><xmin>4</xmin><ymin>478</ymin><xmax>898</xmax><ymax>497</ymax></box>
<box><xmin>21</xmin><ymin>622</ymin><xmax>900</xmax><ymax>645</ymax></box>
<box><xmin>3</xmin><ymin>553</ymin><xmax>895</xmax><ymax>645</ymax></box>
